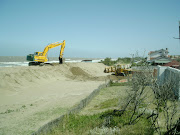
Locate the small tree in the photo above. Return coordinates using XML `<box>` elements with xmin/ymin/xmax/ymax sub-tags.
<box><xmin>101</xmin><ymin>53</ymin><xmax>179</xmax><ymax>134</ymax></box>
<box><xmin>122</xmin><ymin>63</ymin><xmax>153</xmax><ymax>125</ymax></box>
<box><xmin>150</xmin><ymin>76</ymin><xmax>179</xmax><ymax>134</ymax></box>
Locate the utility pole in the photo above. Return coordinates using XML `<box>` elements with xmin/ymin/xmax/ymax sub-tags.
<box><xmin>174</xmin><ymin>21</ymin><xmax>180</xmax><ymax>39</ymax></box>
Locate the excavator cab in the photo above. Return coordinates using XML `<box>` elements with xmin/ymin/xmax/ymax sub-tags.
<box><xmin>34</xmin><ymin>52</ymin><xmax>43</xmax><ymax>56</ymax></box>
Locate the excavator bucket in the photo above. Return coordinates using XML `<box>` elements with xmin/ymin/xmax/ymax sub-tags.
<box><xmin>59</xmin><ymin>57</ymin><xmax>63</xmax><ymax>64</ymax></box>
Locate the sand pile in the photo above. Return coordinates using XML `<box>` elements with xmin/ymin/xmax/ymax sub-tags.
<box><xmin>70</xmin><ymin>67</ymin><xmax>90</xmax><ymax>76</ymax></box>
<box><xmin>68</xmin><ymin>62</ymin><xmax>108</xmax><ymax>77</ymax></box>
<box><xmin>0</xmin><ymin>63</ymin><xmax>107</xmax><ymax>91</ymax></box>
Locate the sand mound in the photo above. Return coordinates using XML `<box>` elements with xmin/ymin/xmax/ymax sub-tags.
<box><xmin>68</xmin><ymin>63</ymin><xmax>107</xmax><ymax>77</ymax></box>
<box><xmin>70</xmin><ymin>67</ymin><xmax>90</xmax><ymax>77</ymax></box>
<box><xmin>0</xmin><ymin>63</ymin><xmax>107</xmax><ymax>90</ymax></box>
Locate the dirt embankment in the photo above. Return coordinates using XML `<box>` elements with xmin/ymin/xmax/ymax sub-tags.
<box><xmin>0</xmin><ymin>63</ymin><xmax>108</xmax><ymax>90</ymax></box>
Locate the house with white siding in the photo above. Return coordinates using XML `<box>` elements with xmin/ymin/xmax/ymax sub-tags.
<box><xmin>147</xmin><ymin>48</ymin><xmax>171</xmax><ymax>65</ymax></box>
<box><xmin>147</xmin><ymin>48</ymin><xmax>169</xmax><ymax>61</ymax></box>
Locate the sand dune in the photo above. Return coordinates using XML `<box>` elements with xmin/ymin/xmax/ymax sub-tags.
<box><xmin>0</xmin><ymin>63</ymin><xmax>109</xmax><ymax>135</ymax></box>
<box><xmin>0</xmin><ymin>63</ymin><xmax>107</xmax><ymax>90</ymax></box>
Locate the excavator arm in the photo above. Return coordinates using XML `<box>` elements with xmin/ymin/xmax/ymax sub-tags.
<box><xmin>59</xmin><ymin>40</ymin><xmax>65</xmax><ymax>58</ymax></box>
<box><xmin>42</xmin><ymin>40</ymin><xmax>65</xmax><ymax>57</ymax></box>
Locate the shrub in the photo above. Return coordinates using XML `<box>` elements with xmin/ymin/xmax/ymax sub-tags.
<box><xmin>101</xmin><ymin>57</ymin><xmax>116</xmax><ymax>66</ymax></box>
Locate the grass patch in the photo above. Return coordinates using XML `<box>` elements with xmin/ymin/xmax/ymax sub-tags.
<box><xmin>110</xmin><ymin>81</ymin><xmax>131</xmax><ymax>86</ymax></box>
<box><xmin>40</xmin><ymin>85</ymin><xmax>154</xmax><ymax>135</ymax></box>
<box><xmin>46</xmin><ymin>114</ymin><xmax>104</xmax><ymax>135</ymax></box>
<box><xmin>94</xmin><ymin>98</ymin><xmax>119</xmax><ymax>109</ymax></box>
<box><xmin>37</xmin><ymin>85</ymin><xmax>156</xmax><ymax>135</ymax></box>
<box><xmin>44</xmin><ymin>110</ymin><xmax>154</xmax><ymax>135</ymax></box>
<box><xmin>81</xmin><ymin>86</ymin><xmax>129</xmax><ymax>115</ymax></box>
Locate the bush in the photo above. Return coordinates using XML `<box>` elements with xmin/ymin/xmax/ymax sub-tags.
<box><xmin>100</xmin><ymin>57</ymin><xmax>132</xmax><ymax>66</ymax></box>
<box><xmin>101</xmin><ymin>57</ymin><xmax>116</xmax><ymax>66</ymax></box>
<box><xmin>117</xmin><ymin>57</ymin><xmax>131</xmax><ymax>64</ymax></box>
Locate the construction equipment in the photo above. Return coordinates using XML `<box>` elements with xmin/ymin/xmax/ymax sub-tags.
<box><xmin>115</xmin><ymin>65</ymin><xmax>132</xmax><ymax>76</ymax></box>
<box><xmin>27</xmin><ymin>40</ymin><xmax>65</xmax><ymax>66</ymax></box>
<box><xmin>104</xmin><ymin>66</ymin><xmax>116</xmax><ymax>73</ymax></box>
<box><xmin>104</xmin><ymin>64</ymin><xmax>132</xmax><ymax>76</ymax></box>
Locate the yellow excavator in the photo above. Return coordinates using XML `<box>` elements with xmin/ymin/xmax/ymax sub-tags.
<box><xmin>27</xmin><ymin>40</ymin><xmax>65</xmax><ymax>66</ymax></box>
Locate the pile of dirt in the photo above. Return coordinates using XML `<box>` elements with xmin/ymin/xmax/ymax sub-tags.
<box><xmin>70</xmin><ymin>67</ymin><xmax>91</xmax><ymax>77</ymax></box>
<box><xmin>0</xmin><ymin>63</ymin><xmax>109</xmax><ymax>90</ymax></box>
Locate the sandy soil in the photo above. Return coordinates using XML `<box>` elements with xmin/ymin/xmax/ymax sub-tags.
<box><xmin>0</xmin><ymin>63</ymin><xmax>110</xmax><ymax>135</ymax></box>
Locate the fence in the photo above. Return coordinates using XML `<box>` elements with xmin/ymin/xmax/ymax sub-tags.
<box><xmin>32</xmin><ymin>80</ymin><xmax>110</xmax><ymax>135</ymax></box>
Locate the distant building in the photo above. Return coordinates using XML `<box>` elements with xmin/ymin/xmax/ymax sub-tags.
<box><xmin>147</xmin><ymin>48</ymin><xmax>171</xmax><ymax>65</ymax></box>
<box><xmin>147</xmin><ymin>48</ymin><xmax>169</xmax><ymax>61</ymax></box>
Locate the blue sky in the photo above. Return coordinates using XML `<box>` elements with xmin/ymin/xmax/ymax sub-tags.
<box><xmin>0</xmin><ymin>0</ymin><xmax>180</xmax><ymax>58</ymax></box>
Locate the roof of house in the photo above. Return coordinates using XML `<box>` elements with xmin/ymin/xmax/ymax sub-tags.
<box><xmin>148</xmin><ymin>56</ymin><xmax>171</xmax><ymax>63</ymax></box>
<box><xmin>163</xmin><ymin>60</ymin><xmax>180</xmax><ymax>67</ymax></box>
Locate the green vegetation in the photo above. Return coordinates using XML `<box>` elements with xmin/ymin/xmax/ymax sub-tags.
<box><xmin>100</xmin><ymin>57</ymin><xmax>117</xmax><ymax>66</ymax></box>
<box><xmin>1</xmin><ymin>109</ymin><xmax>15</xmax><ymax>114</ymax></box>
<box><xmin>116</xmin><ymin>57</ymin><xmax>131</xmax><ymax>64</ymax></box>
<box><xmin>41</xmin><ymin>85</ymin><xmax>155</xmax><ymax>135</ymax></box>
<box><xmin>43</xmin><ymin>105</ymin><xmax>153</xmax><ymax>135</ymax></box>
<box><xmin>100</xmin><ymin>57</ymin><xmax>146</xmax><ymax>66</ymax></box>
<box><xmin>46</xmin><ymin>110</ymin><xmax>153</xmax><ymax>135</ymax></box>
<box><xmin>94</xmin><ymin>98</ymin><xmax>119</xmax><ymax>109</ymax></box>
<box><xmin>50</xmin><ymin>114</ymin><xmax>104</xmax><ymax>135</ymax></box>
<box><xmin>37</xmin><ymin>70</ymin><xmax>179</xmax><ymax>135</ymax></box>
<box><xmin>0</xmin><ymin>105</ymin><xmax>27</xmax><ymax>114</ymax></box>
<box><xmin>100</xmin><ymin>57</ymin><xmax>131</xmax><ymax>66</ymax></box>
<box><xmin>22</xmin><ymin>105</ymin><xmax>26</xmax><ymax>108</ymax></box>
